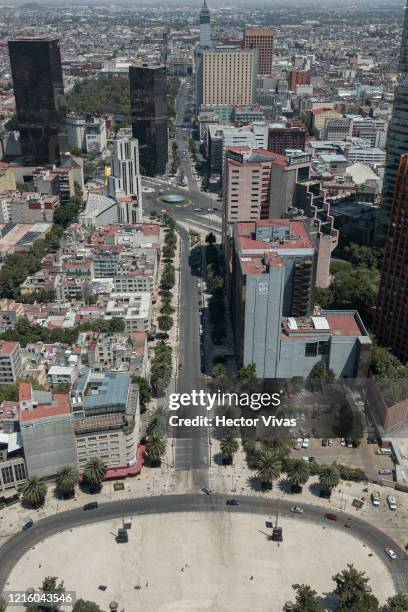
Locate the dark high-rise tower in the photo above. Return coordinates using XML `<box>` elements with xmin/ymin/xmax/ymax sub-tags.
<box><xmin>199</xmin><ymin>0</ymin><xmax>211</xmax><ymax>48</ymax></box>
<box><xmin>129</xmin><ymin>65</ymin><xmax>168</xmax><ymax>177</ymax></box>
<box><xmin>375</xmin><ymin>154</ymin><xmax>408</xmax><ymax>362</ymax></box>
<box><xmin>8</xmin><ymin>38</ymin><xmax>67</xmax><ymax>165</ymax></box>
<box><xmin>375</xmin><ymin>2</ymin><xmax>408</xmax><ymax>244</ymax></box>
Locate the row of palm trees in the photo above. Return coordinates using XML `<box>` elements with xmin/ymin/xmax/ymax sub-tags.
<box><xmin>20</xmin><ymin>458</ymin><xmax>107</xmax><ymax>507</ymax></box>
<box><xmin>145</xmin><ymin>407</ymin><xmax>167</xmax><ymax>466</ymax></box>
<box><xmin>255</xmin><ymin>453</ymin><xmax>341</xmax><ymax>493</ymax></box>
<box><xmin>219</xmin><ymin>435</ymin><xmax>340</xmax><ymax>494</ymax></box>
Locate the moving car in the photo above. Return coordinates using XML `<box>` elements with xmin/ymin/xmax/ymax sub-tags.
<box><xmin>201</xmin><ymin>487</ymin><xmax>211</xmax><ymax>495</ymax></box>
<box><xmin>178</xmin><ymin>363</ymin><xmax>183</xmax><ymax>370</ymax></box>
<box><xmin>290</xmin><ymin>506</ymin><xmax>303</xmax><ymax>514</ymax></box>
<box><xmin>194</xmin><ymin>207</ymin><xmax>203</xmax><ymax>212</ymax></box>
<box><xmin>324</xmin><ymin>513</ymin><xmax>338</xmax><ymax>521</ymax></box>
<box><xmin>371</xmin><ymin>492</ymin><xmax>381</xmax><ymax>507</ymax></box>
<box><xmin>226</xmin><ymin>499</ymin><xmax>239</xmax><ymax>506</ymax></box>
<box><xmin>83</xmin><ymin>502</ymin><xmax>98</xmax><ymax>511</ymax></box>
<box><xmin>22</xmin><ymin>520</ymin><xmax>34</xmax><ymax>531</ymax></box>
<box><xmin>385</xmin><ymin>547</ymin><xmax>397</xmax><ymax>560</ymax></box>
<box><xmin>379</xmin><ymin>468</ymin><xmax>393</xmax><ymax>476</ymax></box>
<box><xmin>387</xmin><ymin>495</ymin><xmax>397</xmax><ymax>511</ymax></box>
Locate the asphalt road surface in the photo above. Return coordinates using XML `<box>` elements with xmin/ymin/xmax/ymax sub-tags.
<box><xmin>142</xmin><ymin>79</ymin><xmax>219</xmax><ymax>483</ymax></box>
<box><xmin>1</xmin><ymin>494</ymin><xmax>407</xmax><ymax>594</ymax></box>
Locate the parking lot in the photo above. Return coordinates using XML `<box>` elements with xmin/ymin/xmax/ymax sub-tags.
<box><xmin>291</xmin><ymin>437</ymin><xmax>395</xmax><ymax>482</ymax></box>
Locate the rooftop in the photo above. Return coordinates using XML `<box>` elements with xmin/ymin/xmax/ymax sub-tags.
<box><xmin>236</xmin><ymin>219</ymin><xmax>313</xmax><ymax>253</ymax></box>
<box><xmin>83</xmin><ymin>371</ymin><xmax>131</xmax><ymax>411</ymax></box>
<box><xmin>20</xmin><ymin>392</ymin><xmax>71</xmax><ymax>422</ymax></box>
<box><xmin>282</xmin><ymin>312</ymin><xmax>367</xmax><ymax>338</ymax></box>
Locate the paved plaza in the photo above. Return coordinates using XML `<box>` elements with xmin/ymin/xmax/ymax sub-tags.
<box><xmin>6</xmin><ymin>512</ymin><xmax>395</xmax><ymax>612</ymax></box>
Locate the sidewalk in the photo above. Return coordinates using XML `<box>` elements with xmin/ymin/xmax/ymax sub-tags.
<box><xmin>0</xmin><ymin>444</ymin><xmax>176</xmax><ymax>542</ymax></box>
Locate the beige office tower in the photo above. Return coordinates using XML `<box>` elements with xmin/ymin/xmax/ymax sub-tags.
<box><xmin>201</xmin><ymin>49</ymin><xmax>257</xmax><ymax>106</ymax></box>
<box><xmin>243</xmin><ymin>27</ymin><xmax>275</xmax><ymax>76</ymax></box>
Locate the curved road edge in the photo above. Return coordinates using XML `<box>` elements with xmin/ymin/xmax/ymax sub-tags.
<box><xmin>0</xmin><ymin>493</ymin><xmax>407</xmax><ymax>593</ymax></box>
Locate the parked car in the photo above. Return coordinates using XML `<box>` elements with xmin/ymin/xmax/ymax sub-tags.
<box><xmin>367</xmin><ymin>435</ymin><xmax>377</xmax><ymax>444</ymax></box>
<box><xmin>226</xmin><ymin>499</ymin><xmax>239</xmax><ymax>506</ymax></box>
<box><xmin>347</xmin><ymin>440</ymin><xmax>353</xmax><ymax>448</ymax></box>
<box><xmin>290</xmin><ymin>506</ymin><xmax>303</xmax><ymax>514</ymax></box>
<box><xmin>312</xmin><ymin>428</ymin><xmax>319</xmax><ymax>438</ymax></box>
<box><xmin>385</xmin><ymin>547</ymin><xmax>397</xmax><ymax>560</ymax></box>
<box><xmin>22</xmin><ymin>520</ymin><xmax>34</xmax><ymax>531</ymax></box>
<box><xmin>302</xmin><ymin>438</ymin><xmax>310</xmax><ymax>448</ymax></box>
<box><xmin>387</xmin><ymin>496</ymin><xmax>397</xmax><ymax>511</ymax></box>
<box><xmin>83</xmin><ymin>502</ymin><xmax>98</xmax><ymax>511</ymax></box>
<box><xmin>201</xmin><ymin>487</ymin><xmax>211</xmax><ymax>495</ymax></box>
<box><xmin>340</xmin><ymin>438</ymin><xmax>346</xmax><ymax>446</ymax></box>
<box><xmin>379</xmin><ymin>468</ymin><xmax>393</xmax><ymax>476</ymax></box>
<box><xmin>328</xmin><ymin>439</ymin><xmax>333</xmax><ymax>447</ymax></box>
<box><xmin>293</xmin><ymin>440</ymin><xmax>302</xmax><ymax>450</ymax></box>
<box><xmin>324</xmin><ymin>513</ymin><xmax>338</xmax><ymax>521</ymax></box>
<box><xmin>371</xmin><ymin>492</ymin><xmax>381</xmax><ymax>507</ymax></box>
<box><xmin>322</xmin><ymin>438</ymin><xmax>328</xmax><ymax>447</ymax></box>
<box><xmin>378</xmin><ymin>447</ymin><xmax>392</xmax><ymax>455</ymax></box>
<box><xmin>308</xmin><ymin>456</ymin><xmax>316</xmax><ymax>463</ymax></box>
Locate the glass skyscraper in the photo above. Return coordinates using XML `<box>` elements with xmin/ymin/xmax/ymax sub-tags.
<box><xmin>375</xmin><ymin>2</ymin><xmax>408</xmax><ymax>244</ymax></box>
<box><xmin>8</xmin><ymin>38</ymin><xmax>67</xmax><ymax>166</ymax></box>
<box><xmin>129</xmin><ymin>64</ymin><xmax>168</xmax><ymax>177</ymax></box>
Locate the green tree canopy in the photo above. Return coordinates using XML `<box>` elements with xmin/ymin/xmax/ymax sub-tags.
<box><xmin>21</xmin><ymin>476</ymin><xmax>47</xmax><ymax>507</ymax></box>
<box><xmin>319</xmin><ymin>464</ymin><xmax>340</xmax><ymax>492</ymax></box>
<box><xmin>286</xmin><ymin>458</ymin><xmax>311</xmax><ymax>487</ymax></box>
<box><xmin>220</xmin><ymin>435</ymin><xmax>239</xmax><ymax>462</ymax></box>
<box><xmin>83</xmin><ymin>457</ymin><xmax>107</xmax><ymax>486</ymax></box>
<box><xmin>146</xmin><ymin>435</ymin><xmax>167</xmax><ymax>463</ymax></box>
<box><xmin>294</xmin><ymin>584</ymin><xmax>324</xmax><ymax>611</ymax></box>
<box><xmin>55</xmin><ymin>465</ymin><xmax>79</xmax><ymax>497</ymax></box>
<box><xmin>255</xmin><ymin>452</ymin><xmax>282</xmax><ymax>487</ymax></box>
<box><xmin>333</xmin><ymin>564</ymin><xmax>379</xmax><ymax>611</ymax></box>
<box><xmin>386</xmin><ymin>593</ymin><xmax>408</xmax><ymax>611</ymax></box>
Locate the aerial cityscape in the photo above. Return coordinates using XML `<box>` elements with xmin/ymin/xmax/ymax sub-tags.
<box><xmin>0</xmin><ymin>0</ymin><xmax>407</xmax><ymax>610</ymax></box>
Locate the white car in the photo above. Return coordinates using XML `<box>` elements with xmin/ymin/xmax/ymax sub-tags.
<box><xmin>340</xmin><ymin>438</ymin><xmax>346</xmax><ymax>446</ymax></box>
<box><xmin>328</xmin><ymin>439</ymin><xmax>333</xmax><ymax>446</ymax></box>
<box><xmin>387</xmin><ymin>495</ymin><xmax>397</xmax><ymax>511</ymax></box>
<box><xmin>371</xmin><ymin>492</ymin><xmax>380</xmax><ymax>507</ymax></box>
<box><xmin>302</xmin><ymin>438</ymin><xmax>310</xmax><ymax>449</ymax></box>
<box><xmin>385</xmin><ymin>547</ymin><xmax>397</xmax><ymax>560</ymax></box>
<box><xmin>293</xmin><ymin>441</ymin><xmax>302</xmax><ymax>450</ymax></box>
<box><xmin>290</xmin><ymin>506</ymin><xmax>303</xmax><ymax>514</ymax></box>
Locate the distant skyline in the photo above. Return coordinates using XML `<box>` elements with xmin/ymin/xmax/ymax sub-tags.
<box><xmin>0</xmin><ymin>0</ymin><xmax>405</xmax><ymax>6</ymax></box>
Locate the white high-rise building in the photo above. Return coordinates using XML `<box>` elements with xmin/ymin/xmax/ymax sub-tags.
<box><xmin>108</xmin><ymin>137</ymin><xmax>143</xmax><ymax>221</ymax></box>
<box><xmin>67</xmin><ymin>117</ymin><xmax>86</xmax><ymax>150</ymax></box>
<box><xmin>199</xmin><ymin>0</ymin><xmax>211</xmax><ymax>48</ymax></box>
